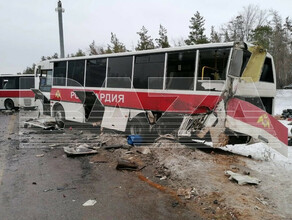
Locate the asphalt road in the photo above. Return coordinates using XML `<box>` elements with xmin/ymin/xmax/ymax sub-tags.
<box><xmin>0</xmin><ymin>110</ymin><xmax>201</xmax><ymax>220</ymax></box>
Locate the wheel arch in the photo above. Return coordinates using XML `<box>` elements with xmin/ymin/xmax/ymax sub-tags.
<box><xmin>52</xmin><ymin>102</ymin><xmax>65</xmax><ymax>118</ymax></box>
<box><xmin>4</xmin><ymin>98</ymin><xmax>15</xmax><ymax>110</ymax></box>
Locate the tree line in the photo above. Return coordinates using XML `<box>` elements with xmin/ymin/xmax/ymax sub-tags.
<box><xmin>24</xmin><ymin>4</ymin><xmax>292</xmax><ymax>88</ymax></box>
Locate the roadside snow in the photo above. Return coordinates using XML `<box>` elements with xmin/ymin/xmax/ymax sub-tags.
<box><xmin>220</xmin><ymin>143</ymin><xmax>292</xmax><ymax>170</ymax></box>
<box><xmin>274</xmin><ymin>89</ymin><xmax>292</xmax><ymax>115</ymax></box>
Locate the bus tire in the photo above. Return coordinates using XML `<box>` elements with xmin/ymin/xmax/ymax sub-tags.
<box><xmin>4</xmin><ymin>99</ymin><xmax>15</xmax><ymax>110</ymax></box>
<box><xmin>127</xmin><ymin>115</ymin><xmax>149</xmax><ymax>135</ymax></box>
<box><xmin>54</xmin><ymin>105</ymin><xmax>65</xmax><ymax>128</ymax></box>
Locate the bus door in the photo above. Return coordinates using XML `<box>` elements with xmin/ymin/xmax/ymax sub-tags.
<box><xmin>31</xmin><ymin>89</ymin><xmax>50</xmax><ymax>115</ymax></box>
<box><xmin>32</xmin><ymin>68</ymin><xmax>53</xmax><ymax>115</ymax></box>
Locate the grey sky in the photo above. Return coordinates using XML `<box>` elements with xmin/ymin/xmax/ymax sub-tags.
<box><xmin>0</xmin><ymin>0</ymin><xmax>291</xmax><ymax>74</ymax></box>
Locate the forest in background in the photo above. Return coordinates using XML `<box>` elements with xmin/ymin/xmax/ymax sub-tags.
<box><xmin>24</xmin><ymin>4</ymin><xmax>292</xmax><ymax>88</ymax></box>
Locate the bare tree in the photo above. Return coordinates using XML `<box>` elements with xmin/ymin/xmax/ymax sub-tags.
<box><xmin>221</xmin><ymin>4</ymin><xmax>269</xmax><ymax>41</ymax></box>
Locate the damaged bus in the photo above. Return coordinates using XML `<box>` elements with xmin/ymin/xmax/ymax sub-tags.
<box><xmin>0</xmin><ymin>74</ymin><xmax>36</xmax><ymax>110</ymax></box>
<box><xmin>33</xmin><ymin>42</ymin><xmax>288</xmax><ymax>156</ymax></box>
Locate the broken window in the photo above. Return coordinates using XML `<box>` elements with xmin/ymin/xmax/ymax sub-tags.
<box><xmin>165</xmin><ymin>50</ymin><xmax>196</xmax><ymax>90</ymax></box>
<box><xmin>260</xmin><ymin>58</ymin><xmax>274</xmax><ymax>83</ymax></box>
<box><xmin>196</xmin><ymin>48</ymin><xmax>231</xmax><ymax>91</ymax></box>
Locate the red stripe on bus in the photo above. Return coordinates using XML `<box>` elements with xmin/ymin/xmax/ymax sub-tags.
<box><xmin>50</xmin><ymin>88</ymin><xmax>221</xmax><ymax>114</ymax></box>
<box><xmin>0</xmin><ymin>90</ymin><xmax>35</xmax><ymax>98</ymax></box>
<box><xmin>227</xmin><ymin>98</ymin><xmax>287</xmax><ymax>145</ymax></box>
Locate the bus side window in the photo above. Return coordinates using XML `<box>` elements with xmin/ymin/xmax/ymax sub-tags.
<box><xmin>86</xmin><ymin>58</ymin><xmax>106</xmax><ymax>87</ymax></box>
<box><xmin>165</xmin><ymin>50</ymin><xmax>196</xmax><ymax>90</ymax></box>
<box><xmin>197</xmin><ymin>48</ymin><xmax>230</xmax><ymax>91</ymax></box>
<box><xmin>3</xmin><ymin>77</ymin><xmax>18</xmax><ymax>89</ymax></box>
<box><xmin>107</xmin><ymin>56</ymin><xmax>132</xmax><ymax>88</ymax></box>
<box><xmin>20</xmin><ymin>77</ymin><xmax>34</xmax><ymax>89</ymax></box>
<box><xmin>198</xmin><ymin>48</ymin><xmax>229</xmax><ymax>81</ymax></box>
<box><xmin>133</xmin><ymin>54</ymin><xmax>164</xmax><ymax>89</ymax></box>
<box><xmin>67</xmin><ymin>60</ymin><xmax>85</xmax><ymax>87</ymax></box>
<box><xmin>53</xmin><ymin>61</ymin><xmax>67</xmax><ymax>86</ymax></box>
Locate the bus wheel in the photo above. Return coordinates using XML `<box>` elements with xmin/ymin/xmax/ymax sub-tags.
<box><xmin>4</xmin><ymin>99</ymin><xmax>14</xmax><ymax>110</ymax></box>
<box><xmin>54</xmin><ymin>105</ymin><xmax>65</xmax><ymax>128</ymax></box>
<box><xmin>128</xmin><ymin>115</ymin><xmax>149</xmax><ymax>136</ymax></box>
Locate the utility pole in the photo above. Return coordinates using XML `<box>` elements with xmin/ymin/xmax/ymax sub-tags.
<box><xmin>55</xmin><ymin>0</ymin><xmax>65</xmax><ymax>58</ymax></box>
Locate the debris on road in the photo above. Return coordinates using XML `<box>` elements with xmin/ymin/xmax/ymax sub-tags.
<box><xmin>225</xmin><ymin>170</ymin><xmax>261</xmax><ymax>185</ymax></box>
<box><xmin>35</xmin><ymin>154</ymin><xmax>44</xmax><ymax>157</ymax></box>
<box><xmin>177</xmin><ymin>187</ymin><xmax>198</xmax><ymax>199</ymax></box>
<box><xmin>102</xmin><ymin>144</ymin><xmax>130</xmax><ymax>150</ymax></box>
<box><xmin>64</xmin><ymin>144</ymin><xmax>98</xmax><ymax>156</ymax></box>
<box><xmin>116</xmin><ymin>158</ymin><xmax>139</xmax><ymax>171</ymax></box>
<box><xmin>43</xmin><ymin>188</ymin><xmax>54</xmax><ymax>192</ymax></box>
<box><xmin>160</xmin><ymin>176</ymin><xmax>167</xmax><ymax>180</ymax></box>
<box><xmin>155</xmin><ymin>134</ymin><xmax>176</xmax><ymax>143</ymax></box>
<box><xmin>127</xmin><ymin>135</ymin><xmax>143</xmax><ymax>146</ymax></box>
<box><xmin>24</xmin><ymin>118</ymin><xmax>57</xmax><ymax>130</ymax></box>
<box><xmin>1</xmin><ymin>110</ymin><xmax>15</xmax><ymax>115</ymax></box>
<box><xmin>90</xmin><ymin>154</ymin><xmax>108</xmax><ymax>163</ymax></box>
<box><xmin>82</xmin><ymin>199</ymin><xmax>97</xmax><ymax>207</ymax></box>
<box><xmin>136</xmin><ymin>147</ymin><xmax>151</xmax><ymax>155</ymax></box>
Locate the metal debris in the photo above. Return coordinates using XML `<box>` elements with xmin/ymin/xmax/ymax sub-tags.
<box><xmin>225</xmin><ymin>170</ymin><xmax>261</xmax><ymax>185</ymax></box>
<box><xmin>82</xmin><ymin>199</ymin><xmax>97</xmax><ymax>207</ymax></box>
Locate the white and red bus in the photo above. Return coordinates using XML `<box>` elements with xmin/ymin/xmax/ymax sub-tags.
<box><xmin>34</xmin><ymin>42</ymin><xmax>288</xmax><ymax>155</ymax></box>
<box><xmin>0</xmin><ymin>74</ymin><xmax>36</xmax><ymax>110</ymax></box>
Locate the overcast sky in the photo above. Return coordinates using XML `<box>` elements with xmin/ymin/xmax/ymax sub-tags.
<box><xmin>0</xmin><ymin>0</ymin><xmax>291</xmax><ymax>74</ymax></box>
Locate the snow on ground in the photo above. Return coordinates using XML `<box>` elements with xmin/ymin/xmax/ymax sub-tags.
<box><xmin>220</xmin><ymin>143</ymin><xmax>292</xmax><ymax>170</ymax></box>
<box><xmin>274</xmin><ymin>89</ymin><xmax>292</xmax><ymax>115</ymax></box>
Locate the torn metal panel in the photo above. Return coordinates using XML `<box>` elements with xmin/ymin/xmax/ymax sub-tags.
<box><xmin>198</xmin><ymin>42</ymin><xmax>288</xmax><ymax>155</ymax></box>
<box><xmin>241</xmin><ymin>45</ymin><xmax>267</xmax><ymax>83</ymax></box>
<box><xmin>74</xmin><ymin>91</ymin><xmax>104</xmax><ymax>122</ymax></box>
<box><xmin>178</xmin><ymin>115</ymin><xmax>193</xmax><ymax>137</ymax></box>
<box><xmin>101</xmin><ymin>106</ymin><xmax>129</xmax><ymax>132</ymax></box>
<box><xmin>226</xmin><ymin>98</ymin><xmax>288</xmax><ymax>156</ymax></box>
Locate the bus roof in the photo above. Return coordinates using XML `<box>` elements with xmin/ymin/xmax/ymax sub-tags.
<box><xmin>48</xmin><ymin>42</ymin><xmax>237</xmax><ymax>63</ymax></box>
<box><xmin>0</xmin><ymin>74</ymin><xmax>34</xmax><ymax>78</ymax></box>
